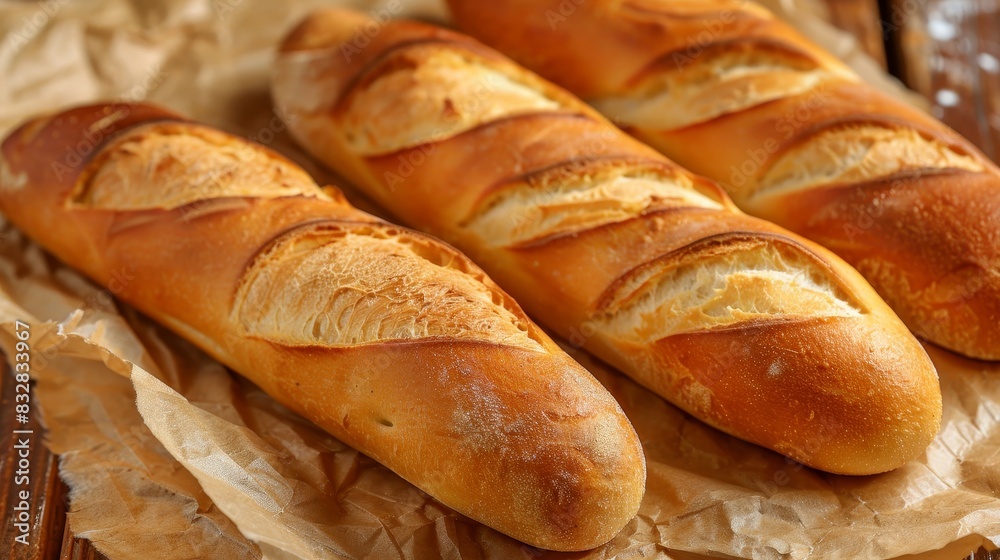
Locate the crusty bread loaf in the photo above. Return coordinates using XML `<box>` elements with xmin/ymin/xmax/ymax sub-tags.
<box><xmin>0</xmin><ymin>103</ymin><xmax>646</xmax><ymax>552</ymax></box>
<box><xmin>272</xmin><ymin>10</ymin><xmax>942</xmax><ymax>475</ymax></box>
<box><xmin>446</xmin><ymin>0</ymin><xmax>1000</xmax><ymax>361</ymax></box>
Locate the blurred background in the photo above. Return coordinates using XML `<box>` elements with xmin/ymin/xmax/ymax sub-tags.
<box><xmin>821</xmin><ymin>0</ymin><xmax>999</xmax><ymax>162</ymax></box>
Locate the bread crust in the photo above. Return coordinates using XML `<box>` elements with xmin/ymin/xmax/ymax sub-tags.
<box><xmin>446</xmin><ymin>0</ymin><xmax>1000</xmax><ymax>360</ymax></box>
<box><xmin>0</xmin><ymin>103</ymin><xmax>646</xmax><ymax>552</ymax></box>
<box><xmin>273</xmin><ymin>10</ymin><xmax>942</xmax><ymax>475</ymax></box>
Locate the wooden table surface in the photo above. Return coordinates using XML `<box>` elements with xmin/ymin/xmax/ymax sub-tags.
<box><xmin>890</xmin><ymin>0</ymin><xmax>1000</xmax><ymax>161</ymax></box>
<box><xmin>828</xmin><ymin>0</ymin><xmax>1000</xmax><ymax>163</ymax></box>
<box><xmin>820</xmin><ymin>0</ymin><xmax>890</xmax><ymax>68</ymax></box>
<box><xmin>2</xmin><ymin>364</ymin><xmax>104</xmax><ymax>560</ymax></box>
<box><xmin>2</xmin><ymin>1</ymin><xmax>1000</xmax><ymax>559</ymax></box>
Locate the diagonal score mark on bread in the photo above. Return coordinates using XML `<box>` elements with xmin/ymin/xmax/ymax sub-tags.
<box><xmin>275</xmin><ymin>9</ymin><xmax>944</xmax><ymax>475</ymax></box>
<box><xmin>72</xmin><ymin>118</ymin><xmax>544</xmax><ymax>352</ymax></box>
<box><xmin>233</xmin><ymin>221</ymin><xmax>543</xmax><ymax>350</ymax></box>
<box><xmin>594</xmin><ymin>234</ymin><xmax>862</xmax><ymax>342</ymax></box>
<box><xmin>748</xmin><ymin>123</ymin><xmax>986</xmax><ymax>202</ymax></box>
<box><xmin>586</xmin><ymin>0</ymin><xmax>856</xmax><ymax>131</ymax></box>
<box><xmin>618</xmin><ymin>0</ymin><xmax>774</xmax><ymax>19</ymax></box>
<box><xmin>465</xmin><ymin>160</ymin><xmax>724</xmax><ymax>247</ymax></box>
<box><xmin>336</xmin><ymin>39</ymin><xmax>733</xmax><ymax>246</ymax></box>
<box><xmin>337</xmin><ymin>44</ymin><xmax>563</xmax><ymax>156</ymax></box>
<box><xmin>437</xmin><ymin>0</ymin><xmax>1000</xmax><ymax>358</ymax></box>
<box><xmin>592</xmin><ymin>39</ymin><xmax>847</xmax><ymax>132</ymax></box>
<box><xmin>332</xmin><ymin>38</ymin><xmax>865</xmax><ymax>334</ymax></box>
<box><xmin>2</xmin><ymin>101</ymin><xmax>649</xmax><ymax>552</ymax></box>
<box><xmin>562</xmin><ymin>1</ymin><xmax>991</xmax><ymax>207</ymax></box>
<box><xmin>72</xmin><ymin>123</ymin><xmax>324</xmax><ymax>210</ymax></box>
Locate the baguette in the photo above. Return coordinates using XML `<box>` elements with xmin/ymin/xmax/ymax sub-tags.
<box><xmin>0</xmin><ymin>103</ymin><xmax>646</xmax><ymax>552</ymax></box>
<box><xmin>446</xmin><ymin>0</ymin><xmax>1000</xmax><ymax>360</ymax></box>
<box><xmin>272</xmin><ymin>10</ymin><xmax>942</xmax><ymax>475</ymax></box>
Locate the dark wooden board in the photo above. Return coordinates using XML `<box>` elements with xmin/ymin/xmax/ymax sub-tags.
<box><xmin>1</xmin><ymin>363</ymin><xmax>106</xmax><ymax>560</ymax></box>
<box><xmin>821</xmin><ymin>0</ymin><xmax>889</xmax><ymax>67</ymax></box>
<box><xmin>886</xmin><ymin>0</ymin><xmax>1000</xmax><ymax>161</ymax></box>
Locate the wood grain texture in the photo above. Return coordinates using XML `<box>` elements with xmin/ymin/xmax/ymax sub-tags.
<box><xmin>971</xmin><ymin>547</ymin><xmax>1000</xmax><ymax>560</ymax></box>
<box><xmin>820</xmin><ymin>0</ymin><xmax>888</xmax><ymax>67</ymax></box>
<box><xmin>887</xmin><ymin>0</ymin><xmax>1000</xmax><ymax>162</ymax></box>
<box><xmin>0</xmin><ymin>362</ymin><xmax>83</xmax><ymax>560</ymax></box>
<box><xmin>58</xmin><ymin>522</ymin><xmax>105</xmax><ymax>560</ymax></box>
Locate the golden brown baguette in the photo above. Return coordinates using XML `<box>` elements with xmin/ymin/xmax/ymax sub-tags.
<box><xmin>0</xmin><ymin>103</ymin><xmax>647</xmax><ymax>552</ymax></box>
<box><xmin>446</xmin><ymin>0</ymin><xmax>1000</xmax><ymax>361</ymax></box>
<box><xmin>272</xmin><ymin>10</ymin><xmax>942</xmax><ymax>475</ymax></box>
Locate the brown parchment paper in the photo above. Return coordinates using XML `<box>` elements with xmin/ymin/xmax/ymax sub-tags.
<box><xmin>0</xmin><ymin>1</ymin><xmax>997</xmax><ymax>559</ymax></box>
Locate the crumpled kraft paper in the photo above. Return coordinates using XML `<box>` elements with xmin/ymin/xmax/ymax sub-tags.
<box><xmin>2</xmin><ymin>218</ymin><xmax>999</xmax><ymax>560</ymax></box>
<box><xmin>0</xmin><ymin>0</ymin><xmax>996</xmax><ymax>559</ymax></box>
